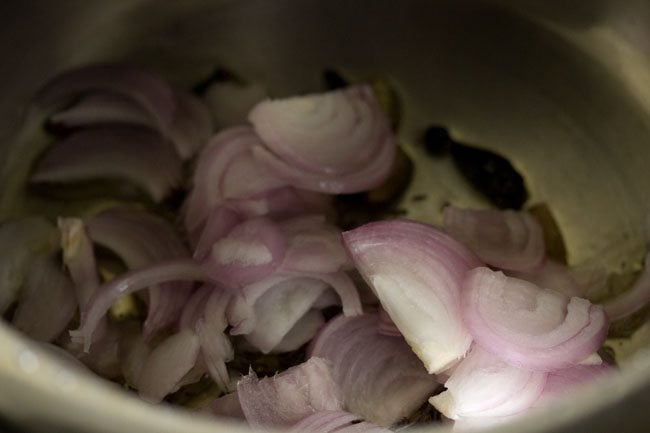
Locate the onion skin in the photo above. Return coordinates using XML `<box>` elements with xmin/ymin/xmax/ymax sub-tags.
<box><xmin>237</xmin><ymin>357</ymin><xmax>343</xmax><ymax>428</ymax></box>
<box><xmin>343</xmin><ymin>219</ymin><xmax>481</xmax><ymax>374</ymax></box>
<box><xmin>462</xmin><ymin>267</ymin><xmax>609</xmax><ymax>371</ymax></box>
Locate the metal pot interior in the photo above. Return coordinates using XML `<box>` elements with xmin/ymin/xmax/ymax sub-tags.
<box><xmin>0</xmin><ymin>0</ymin><xmax>649</xmax><ymax>432</ymax></box>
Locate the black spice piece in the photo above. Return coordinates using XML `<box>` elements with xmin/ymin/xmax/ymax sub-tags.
<box><xmin>449</xmin><ymin>142</ymin><xmax>528</xmax><ymax>209</ymax></box>
<box><xmin>322</xmin><ymin>68</ymin><xmax>350</xmax><ymax>90</ymax></box>
<box><xmin>421</xmin><ymin>125</ymin><xmax>529</xmax><ymax>209</ymax></box>
<box><xmin>423</xmin><ymin>126</ymin><xmax>453</xmax><ymax>156</ymax></box>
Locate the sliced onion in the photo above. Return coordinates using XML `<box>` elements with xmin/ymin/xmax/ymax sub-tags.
<box><xmin>33</xmin><ymin>63</ymin><xmax>177</xmax><ymax>130</ymax></box>
<box><xmin>249</xmin><ymin>85</ymin><xmax>390</xmax><ymax>175</ymax></box>
<box><xmin>12</xmin><ymin>254</ymin><xmax>77</xmax><ymax>342</ymax></box>
<box><xmin>443</xmin><ymin>206</ymin><xmax>545</xmax><ymax>272</ymax></box>
<box><xmin>462</xmin><ymin>267</ymin><xmax>609</xmax><ymax>371</ymax></box>
<box><xmin>48</xmin><ymin>91</ymin><xmax>153</xmax><ymax>130</ymax></box>
<box><xmin>508</xmin><ymin>260</ymin><xmax>586</xmax><ymax>298</ymax></box>
<box><xmin>31</xmin><ymin>126</ymin><xmax>182</xmax><ymax>202</ymax></box>
<box><xmin>70</xmin><ymin>258</ymin><xmax>209</xmax><ymax>351</ymax></box>
<box><xmin>0</xmin><ymin>217</ymin><xmax>58</xmax><ymax>314</ymax></box>
<box><xmin>204</xmin><ymin>80</ymin><xmax>267</xmax><ymax>129</ymax></box>
<box><xmin>237</xmin><ymin>357</ymin><xmax>343</xmax><ymax>428</ymax></box>
<box><xmin>183</xmin><ymin>126</ymin><xmax>285</xmax><ymax>232</ymax></box>
<box><xmin>196</xmin><ymin>288</ymin><xmax>234</xmax><ymax>391</ymax></box>
<box><xmin>377</xmin><ymin>307</ymin><xmax>401</xmax><ymax>337</ymax></box>
<box><xmin>48</xmin><ymin>86</ymin><xmax>210</xmax><ymax>160</ymax></box>
<box><xmin>279</xmin><ymin>215</ymin><xmax>351</xmax><ymax>274</ymax></box>
<box><xmin>252</xmin><ymin>136</ymin><xmax>395</xmax><ymax>194</ymax></box>
<box><xmin>289</xmin><ymin>411</ymin><xmax>391</xmax><ymax>433</ymax></box>
<box><xmin>228</xmin><ymin>270</ymin><xmax>361</xmax><ymax>336</ymax></box>
<box><xmin>62</xmin><ymin>322</ymin><xmax>123</xmax><ymax>379</ymax></box>
<box><xmin>429</xmin><ymin>346</ymin><xmax>547</xmax><ymax>420</ymax></box>
<box><xmin>137</xmin><ymin>328</ymin><xmax>201</xmax><ymax>403</ymax></box>
<box><xmin>536</xmin><ymin>364</ymin><xmax>614</xmax><ymax>403</ymax></box>
<box><xmin>204</xmin><ymin>217</ymin><xmax>286</xmax><ymax>288</ymax></box>
<box><xmin>192</xmin><ymin>206</ymin><xmax>244</xmax><ymax>260</ymax></box>
<box><xmin>309</xmin><ymin>314</ymin><xmax>438</xmax><ymax>426</ymax></box>
<box><xmin>602</xmin><ymin>252</ymin><xmax>650</xmax><ymax>321</ymax></box>
<box><xmin>118</xmin><ymin>326</ymin><xmax>152</xmax><ymax>388</ymax></box>
<box><xmin>343</xmin><ymin>219</ymin><xmax>481</xmax><ymax>374</ymax></box>
<box><xmin>249</xmin><ymin>85</ymin><xmax>396</xmax><ymax>194</ymax></box>
<box><xmin>210</xmin><ymin>392</ymin><xmax>246</xmax><ymax>420</ymax></box>
<box><xmin>244</xmin><ymin>278</ymin><xmax>329</xmax><ymax>353</ymax></box>
<box><xmin>272</xmin><ymin>310</ymin><xmax>325</xmax><ymax>353</ymax></box>
<box><xmin>58</xmin><ymin>217</ymin><xmax>99</xmax><ymax>309</ymax></box>
<box><xmin>179</xmin><ymin>285</ymin><xmax>214</xmax><ymax>330</ymax></box>
<box><xmin>87</xmin><ymin>207</ymin><xmax>193</xmax><ymax>338</ymax></box>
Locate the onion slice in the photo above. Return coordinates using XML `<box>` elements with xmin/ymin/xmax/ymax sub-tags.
<box><xmin>343</xmin><ymin>219</ymin><xmax>481</xmax><ymax>374</ymax></box>
<box><xmin>309</xmin><ymin>314</ymin><xmax>438</xmax><ymax>426</ymax></box>
<box><xmin>508</xmin><ymin>260</ymin><xmax>587</xmax><ymax>298</ymax></box>
<box><xmin>248</xmin><ymin>85</ymin><xmax>397</xmax><ymax>194</ymax></box>
<box><xmin>31</xmin><ymin>126</ymin><xmax>182</xmax><ymax>202</ymax></box>
<box><xmin>48</xmin><ymin>91</ymin><xmax>153</xmax><ymax>130</ymax></box>
<box><xmin>462</xmin><ymin>267</ymin><xmax>609</xmax><ymax>371</ymax></box>
<box><xmin>279</xmin><ymin>215</ymin><xmax>351</xmax><ymax>274</ymax></box>
<box><xmin>237</xmin><ymin>357</ymin><xmax>343</xmax><ymax>428</ymax></box>
<box><xmin>59</xmin><ymin>217</ymin><xmax>99</xmax><ymax>309</ymax></box>
<box><xmin>70</xmin><ymin>258</ymin><xmax>209</xmax><ymax>351</ymax></box>
<box><xmin>137</xmin><ymin>328</ymin><xmax>201</xmax><ymax>403</ymax></box>
<box><xmin>244</xmin><ymin>278</ymin><xmax>329</xmax><ymax>353</ymax></box>
<box><xmin>249</xmin><ymin>85</ymin><xmax>390</xmax><ymax>175</ymax></box>
<box><xmin>33</xmin><ymin>63</ymin><xmax>177</xmax><ymax>130</ymax></box>
<box><xmin>443</xmin><ymin>206</ymin><xmax>545</xmax><ymax>272</ymax></box>
<box><xmin>86</xmin><ymin>207</ymin><xmax>193</xmax><ymax>338</ymax></box>
<box><xmin>183</xmin><ymin>126</ymin><xmax>285</xmax><ymax>232</ymax></box>
<box><xmin>429</xmin><ymin>346</ymin><xmax>547</xmax><ymax>420</ymax></box>
<box><xmin>536</xmin><ymin>364</ymin><xmax>614</xmax><ymax>404</ymax></box>
<box><xmin>12</xmin><ymin>254</ymin><xmax>77</xmax><ymax>342</ymax></box>
<box><xmin>272</xmin><ymin>310</ymin><xmax>325</xmax><ymax>353</ymax></box>
<box><xmin>196</xmin><ymin>288</ymin><xmax>234</xmax><ymax>391</ymax></box>
<box><xmin>204</xmin><ymin>217</ymin><xmax>286</xmax><ymax>289</ymax></box>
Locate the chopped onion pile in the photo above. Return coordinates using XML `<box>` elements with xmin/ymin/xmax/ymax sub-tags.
<box><xmin>2</xmin><ymin>63</ymin><xmax>645</xmax><ymax>432</ymax></box>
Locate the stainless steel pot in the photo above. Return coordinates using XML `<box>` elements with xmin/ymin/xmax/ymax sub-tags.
<box><xmin>0</xmin><ymin>1</ymin><xmax>649</xmax><ymax>432</ymax></box>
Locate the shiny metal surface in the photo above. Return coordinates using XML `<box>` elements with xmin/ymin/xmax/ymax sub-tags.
<box><xmin>0</xmin><ymin>1</ymin><xmax>648</xmax><ymax>432</ymax></box>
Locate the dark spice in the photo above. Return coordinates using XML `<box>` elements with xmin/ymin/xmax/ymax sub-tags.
<box><xmin>422</xmin><ymin>126</ymin><xmax>453</xmax><ymax>156</ymax></box>
<box><xmin>322</xmin><ymin>68</ymin><xmax>349</xmax><ymax>90</ymax></box>
<box><xmin>449</xmin><ymin>142</ymin><xmax>528</xmax><ymax>210</ymax></box>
